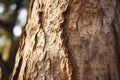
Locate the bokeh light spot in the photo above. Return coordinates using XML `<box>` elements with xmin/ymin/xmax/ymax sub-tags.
<box><xmin>13</xmin><ymin>25</ymin><xmax>22</xmax><ymax>37</ymax></box>
<box><xmin>9</xmin><ymin>4</ymin><xmax>17</xmax><ymax>11</ymax></box>
<box><xmin>18</xmin><ymin>8</ymin><xmax>27</xmax><ymax>26</ymax></box>
<box><xmin>0</xmin><ymin>3</ymin><xmax>5</xmax><ymax>14</ymax></box>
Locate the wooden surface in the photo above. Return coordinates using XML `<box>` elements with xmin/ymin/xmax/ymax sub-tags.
<box><xmin>10</xmin><ymin>0</ymin><xmax>120</xmax><ymax>80</ymax></box>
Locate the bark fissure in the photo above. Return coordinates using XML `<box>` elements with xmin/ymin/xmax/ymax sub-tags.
<box><xmin>60</xmin><ymin>1</ymin><xmax>81</xmax><ymax>79</ymax></box>
<box><xmin>60</xmin><ymin>3</ymin><xmax>74</xmax><ymax>80</ymax></box>
<box><xmin>23</xmin><ymin>61</ymin><xmax>27</xmax><ymax>79</ymax></box>
<box><xmin>61</xmin><ymin>19</ymin><xmax>77</xmax><ymax>80</ymax></box>
<box><xmin>107</xmin><ymin>64</ymin><xmax>111</xmax><ymax>80</ymax></box>
<box><xmin>13</xmin><ymin>57</ymin><xmax>23</xmax><ymax>80</ymax></box>
<box><xmin>33</xmin><ymin>31</ymin><xmax>39</xmax><ymax>51</ymax></box>
<box><xmin>96</xmin><ymin>76</ymin><xmax>99</xmax><ymax>80</ymax></box>
<box><xmin>112</xmin><ymin>0</ymin><xmax>120</xmax><ymax>78</ymax></box>
<box><xmin>100</xmin><ymin>7</ymin><xmax>104</xmax><ymax>31</ymax></box>
<box><xmin>112</xmin><ymin>0</ymin><xmax>120</xmax><ymax>61</ymax></box>
<box><xmin>38</xmin><ymin>12</ymin><xmax>46</xmax><ymax>52</ymax></box>
<box><xmin>19</xmin><ymin>30</ymin><xmax>26</xmax><ymax>53</ymax></box>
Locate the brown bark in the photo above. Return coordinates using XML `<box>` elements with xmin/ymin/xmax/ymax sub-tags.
<box><xmin>10</xmin><ymin>0</ymin><xmax>120</xmax><ymax>80</ymax></box>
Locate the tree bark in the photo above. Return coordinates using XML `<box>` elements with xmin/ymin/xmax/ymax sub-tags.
<box><xmin>10</xmin><ymin>0</ymin><xmax>120</xmax><ymax>80</ymax></box>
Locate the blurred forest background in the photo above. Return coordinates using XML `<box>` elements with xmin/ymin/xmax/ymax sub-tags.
<box><xmin>0</xmin><ymin>0</ymin><xmax>30</xmax><ymax>80</ymax></box>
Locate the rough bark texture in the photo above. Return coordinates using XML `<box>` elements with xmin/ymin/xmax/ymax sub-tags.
<box><xmin>10</xmin><ymin>0</ymin><xmax>120</xmax><ymax>80</ymax></box>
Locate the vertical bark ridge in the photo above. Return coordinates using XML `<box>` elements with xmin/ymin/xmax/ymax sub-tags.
<box><xmin>10</xmin><ymin>30</ymin><xmax>27</xmax><ymax>80</ymax></box>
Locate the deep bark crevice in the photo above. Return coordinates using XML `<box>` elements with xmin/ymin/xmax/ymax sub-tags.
<box><xmin>96</xmin><ymin>76</ymin><xmax>99</xmax><ymax>80</ymax></box>
<box><xmin>19</xmin><ymin>30</ymin><xmax>26</xmax><ymax>52</ymax></box>
<box><xmin>60</xmin><ymin>4</ymin><xmax>79</xmax><ymax>80</ymax></box>
<box><xmin>13</xmin><ymin>57</ymin><xmax>23</xmax><ymax>80</ymax></box>
<box><xmin>33</xmin><ymin>31</ymin><xmax>39</xmax><ymax>51</ymax></box>
<box><xmin>23</xmin><ymin>61</ymin><xmax>27</xmax><ymax>79</ymax></box>
<box><xmin>112</xmin><ymin>1</ymin><xmax>120</xmax><ymax>79</ymax></box>
<box><xmin>38</xmin><ymin>12</ymin><xmax>46</xmax><ymax>52</ymax></box>
<box><xmin>107</xmin><ymin>64</ymin><xmax>111</xmax><ymax>80</ymax></box>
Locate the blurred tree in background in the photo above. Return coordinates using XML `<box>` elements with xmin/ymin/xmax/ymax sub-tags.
<box><xmin>0</xmin><ymin>0</ymin><xmax>29</xmax><ymax>80</ymax></box>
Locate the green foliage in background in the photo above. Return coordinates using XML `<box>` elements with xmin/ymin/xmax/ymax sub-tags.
<box><xmin>0</xmin><ymin>28</ymin><xmax>11</xmax><ymax>61</ymax></box>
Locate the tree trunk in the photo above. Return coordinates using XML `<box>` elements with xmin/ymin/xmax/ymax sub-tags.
<box><xmin>10</xmin><ymin>0</ymin><xmax>120</xmax><ymax>80</ymax></box>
